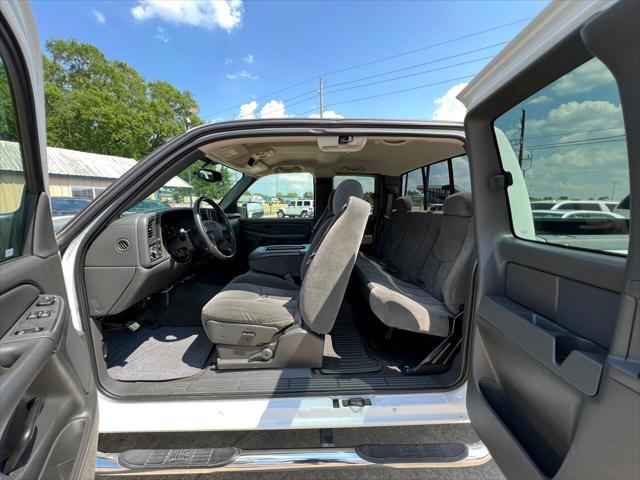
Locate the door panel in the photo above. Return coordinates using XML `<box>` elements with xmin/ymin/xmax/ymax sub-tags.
<box><xmin>0</xmin><ymin>4</ymin><xmax>98</xmax><ymax>479</ymax></box>
<box><xmin>464</xmin><ymin>2</ymin><xmax>640</xmax><ymax>479</ymax></box>
<box><xmin>0</xmin><ymin>196</ymin><xmax>98</xmax><ymax>480</ymax></box>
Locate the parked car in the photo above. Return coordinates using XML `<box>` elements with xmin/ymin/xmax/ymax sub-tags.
<box><xmin>550</xmin><ymin>200</ymin><xmax>613</xmax><ymax>212</ymax></box>
<box><xmin>0</xmin><ymin>2</ymin><xmax>637</xmax><ymax>480</ymax></box>
<box><xmin>614</xmin><ymin>194</ymin><xmax>630</xmax><ymax>219</ymax></box>
<box><xmin>529</xmin><ymin>200</ymin><xmax>558</xmax><ymax>210</ymax></box>
<box><xmin>50</xmin><ymin>196</ymin><xmax>91</xmax><ymax>216</ymax></box>
<box><xmin>532</xmin><ymin>210</ymin><xmax>625</xmax><ymax>219</ymax></box>
<box><xmin>277</xmin><ymin>198</ymin><xmax>314</xmax><ymax>218</ymax></box>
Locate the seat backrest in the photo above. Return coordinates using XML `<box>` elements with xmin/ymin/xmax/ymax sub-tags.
<box><xmin>387</xmin><ymin>211</ymin><xmax>436</xmax><ymax>278</ymax></box>
<box><xmin>309</xmin><ymin>190</ymin><xmax>334</xmax><ymax>241</ymax></box>
<box><xmin>417</xmin><ymin>192</ymin><xmax>475</xmax><ymax>314</ymax></box>
<box><xmin>375</xmin><ymin>196</ymin><xmax>413</xmax><ymax>260</ymax></box>
<box><xmin>299</xmin><ymin>196</ymin><xmax>370</xmax><ymax>334</ymax></box>
<box><xmin>301</xmin><ymin>179</ymin><xmax>363</xmax><ymax>278</ymax></box>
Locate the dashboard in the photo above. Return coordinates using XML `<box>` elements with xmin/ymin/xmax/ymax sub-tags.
<box><xmin>84</xmin><ymin>208</ymin><xmax>210</xmax><ymax>317</ymax></box>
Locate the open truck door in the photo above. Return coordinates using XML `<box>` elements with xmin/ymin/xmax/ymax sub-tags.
<box><xmin>0</xmin><ymin>3</ymin><xmax>98</xmax><ymax>479</ymax></box>
<box><xmin>461</xmin><ymin>1</ymin><xmax>640</xmax><ymax>478</ymax></box>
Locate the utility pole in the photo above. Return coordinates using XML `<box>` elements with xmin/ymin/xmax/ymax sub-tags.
<box><xmin>517</xmin><ymin>108</ymin><xmax>526</xmax><ymax>167</ymax></box>
<box><xmin>317</xmin><ymin>76</ymin><xmax>325</xmax><ymax>118</ymax></box>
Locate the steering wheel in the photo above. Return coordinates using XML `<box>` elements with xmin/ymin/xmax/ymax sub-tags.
<box><xmin>193</xmin><ymin>196</ymin><xmax>236</xmax><ymax>260</ymax></box>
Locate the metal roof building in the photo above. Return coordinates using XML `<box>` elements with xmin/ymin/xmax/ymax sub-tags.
<box><xmin>0</xmin><ymin>140</ymin><xmax>190</xmax><ymax>212</ymax></box>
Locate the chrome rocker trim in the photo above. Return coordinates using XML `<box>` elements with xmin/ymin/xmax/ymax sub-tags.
<box><xmin>96</xmin><ymin>442</ymin><xmax>490</xmax><ymax>476</ymax></box>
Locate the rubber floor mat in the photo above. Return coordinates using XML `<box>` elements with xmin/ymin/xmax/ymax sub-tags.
<box><xmin>105</xmin><ymin>327</ymin><xmax>212</xmax><ymax>381</ymax></box>
<box><xmin>321</xmin><ymin>316</ymin><xmax>382</xmax><ymax>374</ymax></box>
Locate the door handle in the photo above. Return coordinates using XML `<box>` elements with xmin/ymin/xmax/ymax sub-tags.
<box><xmin>3</xmin><ymin>396</ymin><xmax>44</xmax><ymax>473</ymax></box>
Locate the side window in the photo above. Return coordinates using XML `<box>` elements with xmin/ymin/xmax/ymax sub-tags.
<box><xmin>0</xmin><ymin>56</ymin><xmax>28</xmax><ymax>261</ymax></box>
<box><xmin>402</xmin><ymin>168</ymin><xmax>425</xmax><ymax>211</ymax></box>
<box><xmin>333</xmin><ymin>175</ymin><xmax>376</xmax><ymax>212</ymax></box>
<box><xmin>494</xmin><ymin>57</ymin><xmax>629</xmax><ymax>255</ymax></box>
<box><xmin>426</xmin><ymin>160</ymin><xmax>450</xmax><ymax>208</ymax></box>
<box><xmin>452</xmin><ymin>155</ymin><xmax>471</xmax><ymax>193</ymax></box>
<box><xmin>238</xmin><ymin>172</ymin><xmax>314</xmax><ymax>219</ymax></box>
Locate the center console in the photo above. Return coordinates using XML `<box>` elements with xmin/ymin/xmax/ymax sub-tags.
<box><xmin>248</xmin><ymin>244</ymin><xmax>309</xmax><ymax>279</ymax></box>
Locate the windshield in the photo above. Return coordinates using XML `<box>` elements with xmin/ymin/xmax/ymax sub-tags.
<box><xmin>124</xmin><ymin>162</ymin><xmax>243</xmax><ymax>215</ymax></box>
<box><xmin>50</xmin><ymin>161</ymin><xmax>242</xmax><ymax>231</ymax></box>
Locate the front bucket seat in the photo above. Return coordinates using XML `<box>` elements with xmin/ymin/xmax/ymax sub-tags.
<box><xmin>201</xmin><ymin>179</ymin><xmax>368</xmax><ymax>369</ymax></box>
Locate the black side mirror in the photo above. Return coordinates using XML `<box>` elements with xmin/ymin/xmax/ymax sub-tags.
<box><xmin>196</xmin><ymin>168</ymin><xmax>223</xmax><ymax>183</ymax></box>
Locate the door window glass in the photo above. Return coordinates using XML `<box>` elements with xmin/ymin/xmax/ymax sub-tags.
<box><xmin>238</xmin><ymin>172</ymin><xmax>314</xmax><ymax>219</ymax></box>
<box><xmin>494</xmin><ymin>57</ymin><xmax>629</xmax><ymax>255</ymax></box>
<box><xmin>0</xmin><ymin>57</ymin><xmax>28</xmax><ymax>261</ymax></box>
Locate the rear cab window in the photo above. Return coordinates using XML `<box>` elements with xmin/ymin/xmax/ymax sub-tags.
<box><xmin>493</xmin><ymin>57</ymin><xmax>630</xmax><ymax>255</ymax></box>
<box><xmin>333</xmin><ymin>175</ymin><xmax>376</xmax><ymax>213</ymax></box>
<box><xmin>401</xmin><ymin>154</ymin><xmax>470</xmax><ymax>211</ymax></box>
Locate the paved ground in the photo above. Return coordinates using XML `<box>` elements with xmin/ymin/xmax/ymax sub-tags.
<box><xmin>98</xmin><ymin>424</ymin><xmax>505</xmax><ymax>479</ymax></box>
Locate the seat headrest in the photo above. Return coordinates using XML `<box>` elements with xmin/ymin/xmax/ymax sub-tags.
<box><xmin>443</xmin><ymin>192</ymin><xmax>473</xmax><ymax>217</ymax></box>
<box><xmin>332</xmin><ymin>179</ymin><xmax>363</xmax><ymax>213</ymax></box>
<box><xmin>393</xmin><ymin>196</ymin><xmax>413</xmax><ymax>213</ymax></box>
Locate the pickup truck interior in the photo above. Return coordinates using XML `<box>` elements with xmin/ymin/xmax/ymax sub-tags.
<box><xmin>81</xmin><ymin>134</ymin><xmax>478</xmax><ymax>397</ymax></box>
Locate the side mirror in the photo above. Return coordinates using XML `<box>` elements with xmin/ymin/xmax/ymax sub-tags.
<box><xmin>196</xmin><ymin>168</ymin><xmax>223</xmax><ymax>183</ymax></box>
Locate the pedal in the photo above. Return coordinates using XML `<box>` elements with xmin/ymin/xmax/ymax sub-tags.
<box><xmin>126</xmin><ymin>321</ymin><xmax>141</xmax><ymax>332</ymax></box>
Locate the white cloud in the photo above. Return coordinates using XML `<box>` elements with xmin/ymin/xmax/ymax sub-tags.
<box><xmin>155</xmin><ymin>26</ymin><xmax>171</xmax><ymax>43</ymax></box>
<box><xmin>243</xmin><ymin>53</ymin><xmax>255</xmax><ymax>64</ymax></box>
<box><xmin>432</xmin><ymin>82</ymin><xmax>467</xmax><ymax>121</ymax></box>
<box><xmin>238</xmin><ymin>101</ymin><xmax>258</xmax><ymax>119</ymax></box>
<box><xmin>92</xmin><ymin>9</ymin><xmax>106</xmax><ymax>24</ymax></box>
<box><xmin>131</xmin><ymin>0</ymin><xmax>243</xmax><ymax>32</ymax></box>
<box><xmin>226</xmin><ymin>69</ymin><xmax>258</xmax><ymax>80</ymax></box>
<box><xmin>308</xmin><ymin>110</ymin><xmax>344</xmax><ymax>119</ymax></box>
<box><xmin>260</xmin><ymin>100</ymin><xmax>287</xmax><ymax>118</ymax></box>
<box><xmin>526</xmin><ymin>100</ymin><xmax>624</xmax><ymax>142</ymax></box>
<box><xmin>225</xmin><ymin>58</ymin><xmax>233</xmax><ymax>65</ymax></box>
<box><xmin>528</xmin><ymin>94</ymin><xmax>552</xmax><ymax>105</ymax></box>
<box><xmin>551</xmin><ymin>59</ymin><xmax>615</xmax><ymax>96</ymax></box>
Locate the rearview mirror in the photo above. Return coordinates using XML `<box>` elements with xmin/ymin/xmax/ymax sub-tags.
<box><xmin>196</xmin><ymin>168</ymin><xmax>223</xmax><ymax>183</ymax></box>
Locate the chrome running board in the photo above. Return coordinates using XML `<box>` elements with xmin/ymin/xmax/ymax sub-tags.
<box><xmin>96</xmin><ymin>442</ymin><xmax>490</xmax><ymax>476</ymax></box>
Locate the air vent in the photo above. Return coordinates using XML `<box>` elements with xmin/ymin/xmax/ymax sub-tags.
<box><xmin>115</xmin><ymin>238</ymin><xmax>130</xmax><ymax>253</ymax></box>
<box><xmin>147</xmin><ymin>217</ymin><xmax>157</xmax><ymax>243</ymax></box>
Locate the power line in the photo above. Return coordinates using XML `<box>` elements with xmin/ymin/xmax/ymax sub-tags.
<box><xmin>524</xmin><ymin>135</ymin><xmax>626</xmax><ymax>150</ymax></box>
<box><xmin>241</xmin><ymin>50</ymin><xmax>495</xmax><ymax>119</ymax></box>
<box><xmin>202</xmin><ymin>17</ymin><xmax>531</xmax><ymax>120</ymax></box>
<box><xmin>325</xmin><ymin>55</ymin><xmax>494</xmax><ymax>95</ymax></box>
<box><xmin>324</xmin><ymin>42</ymin><xmax>507</xmax><ymax>90</ymax></box>
<box><xmin>319</xmin><ymin>17</ymin><xmax>531</xmax><ymax>77</ymax></box>
<box><xmin>316</xmin><ymin>74</ymin><xmax>477</xmax><ymax>112</ymax></box>
<box><xmin>522</xmin><ymin>126</ymin><xmax>625</xmax><ymax>141</ymax></box>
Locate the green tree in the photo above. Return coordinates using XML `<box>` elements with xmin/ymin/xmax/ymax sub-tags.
<box><xmin>0</xmin><ymin>59</ymin><xmax>19</xmax><ymax>142</ymax></box>
<box><xmin>43</xmin><ymin>39</ymin><xmax>203</xmax><ymax>160</ymax></box>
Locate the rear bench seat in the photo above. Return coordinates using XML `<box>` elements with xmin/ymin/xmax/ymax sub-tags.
<box><xmin>355</xmin><ymin>192</ymin><xmax>474</xmax><ymax>338</ymax></box>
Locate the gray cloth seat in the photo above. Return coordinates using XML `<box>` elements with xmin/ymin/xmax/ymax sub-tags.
<box><xmin>204</xmin><ymin>273</ymin><xmax>299</xmax><ymax>330</ymax></box>
<box><xmin>201</xmin><ymin>179</ymin><xmax>369</xmax><ymax>369</ymax></box>
<box><xmin>355</xmin><ymin>192</ymin><xmax>475</xmax><ymax>337</ymax></box>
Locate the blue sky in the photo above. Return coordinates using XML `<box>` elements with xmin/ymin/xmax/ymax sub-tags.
<box><xmin>31</xmin><ymin>0</ymin><xmax>549</xmax><ymax>123</ymax></box>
